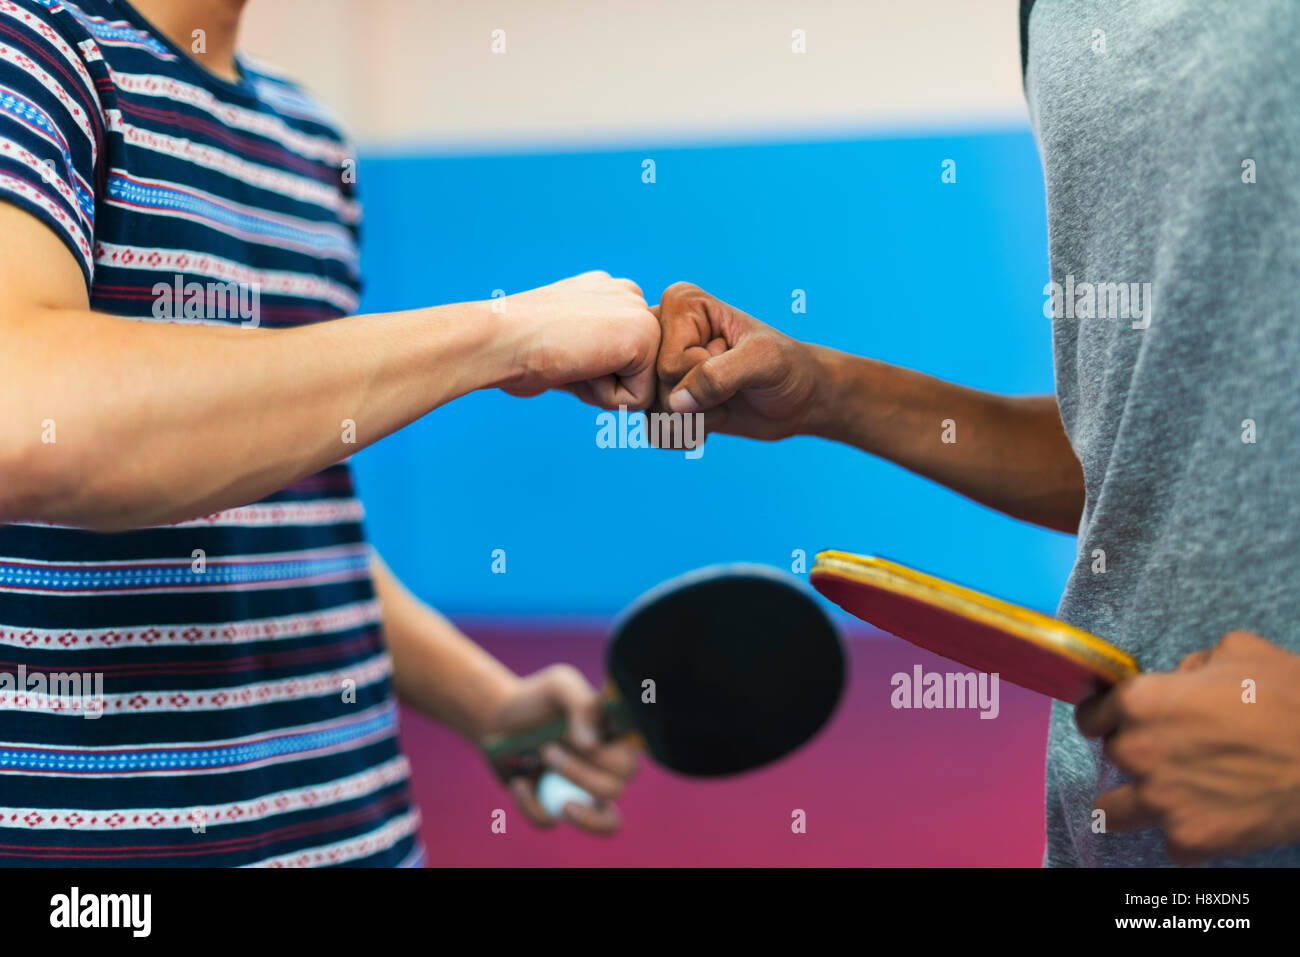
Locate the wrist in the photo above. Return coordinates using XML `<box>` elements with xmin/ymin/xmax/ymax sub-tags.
<box><xmin>800</xmin><ymin>347</ymin><xmax>900</xmax><ymax>454</ymax></box>
<box><xmin>799</xmin><ymin>344</ymin><xmax>851</xmax><ymax>440</ymax></box>
<box><xmin>399</xmin><ymin>297</ymin><xmax>521</xmax><ymax>398</ymax></box>
<box><xmin>467</xmin><ymin>669</ymin><xmax>524</xmax><ymax>740</ymax></box>
<box><xmin>483</xmin><ymin>292</ymin><xmax>558</xmax><ymax>395</ymax></box>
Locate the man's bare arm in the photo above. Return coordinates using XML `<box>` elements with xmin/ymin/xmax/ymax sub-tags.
<box><xmin>807</xmin><ymin>350</ymin><xmax>1083</xmax><ymax>532</ymax></box>
<box><xmin>371</xmin><ymin>553</ymin><xmax>518</xmax><ymax>738</ymax></box>
<box><xmin>0</xmin><ymin>204</ymin><xmax>658</xmax><ymax>530</ymax></box>
<box><xmin>655</xmin><ymin>282</ymin><xmax>1084</xmax><ymax>534</ymax></box>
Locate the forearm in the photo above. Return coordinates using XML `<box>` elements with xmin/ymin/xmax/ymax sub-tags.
<box><xmin>805</xmin><ymin>346</ymin><xmax>1084</xmax><ymax>533</ymax></box>
<box><xmin>0</xmin><ymin>300</ymin><xmax>512</xmax><ymax>530</ymax></box>
<box><xmin>371</xmin><ymin>554</ymin><xmax>518</xmax><ymax>739</ymax></box>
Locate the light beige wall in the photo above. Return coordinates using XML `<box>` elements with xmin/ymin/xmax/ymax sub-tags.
<box><xmin>240</xmin><ymin>0</ymin><xmax>1027</xmax><ymax>149</ymax></box>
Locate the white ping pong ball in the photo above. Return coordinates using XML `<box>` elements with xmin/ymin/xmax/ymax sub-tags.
<box><xmin>537</xmin><ymin>771</ymin><xmax>596</xmax><ymax>819</ymax></box>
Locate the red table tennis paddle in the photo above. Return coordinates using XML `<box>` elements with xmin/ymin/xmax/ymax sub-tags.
<box><xmin>483</xmin><ymin>564</ymin><xmax>846</xmax><ymax>798</ymax></box>
<box><xmin>810</xmin><ymin>550</ymin><xmax>1138</xmax><ymax>703</ymax></box>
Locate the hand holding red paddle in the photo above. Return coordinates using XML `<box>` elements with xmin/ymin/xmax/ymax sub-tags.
<box><xmin>1076</xmin><ymin>630</ymin><xmax>1300</xmax><ymax>865</ymax></box>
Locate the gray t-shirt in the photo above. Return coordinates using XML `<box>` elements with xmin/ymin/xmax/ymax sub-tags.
<box><xmin>1026</xmin><ymin>0</ymin><xmax>1300</xmax><ymax>866</ymax></box>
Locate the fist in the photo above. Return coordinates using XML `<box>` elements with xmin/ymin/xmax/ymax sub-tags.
<box><xmin>654</xmin><ymin>282</ymin><xmax>825</xmax><ymax>441</ymax></box>
<box><xmin>501</xmin><ymin>271</ymin><xmax>659</xmax><ymax>410</ymax></box>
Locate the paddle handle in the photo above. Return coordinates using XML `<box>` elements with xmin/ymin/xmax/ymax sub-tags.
<box><xmin>481</xmin><ymin>696</ymin><xmax>633</xmax><ymax>783</ymax></box>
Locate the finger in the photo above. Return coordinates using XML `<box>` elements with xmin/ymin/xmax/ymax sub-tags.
<box><xmin>510</xmin><ymin>776</ymin><xmax>555</xmax><ymax>828</ymax></box>
<box><xmin>1165</xmin><ymin>840</ymin><xmax>1213</xmax><ymax>868</ymax></box>
<box><xmin>561</xmin><ymin>380</ymin><xmax>599</xmax><ymax>406</ymax></box>
<box><xmin>583</xmin><ymin>373</ymin><xmax>623</xmax><ymax>409</ymax></box>
<box><xmin>667</xmin><ymin>342</ymin><xmax>759</xmax><ymax>413</ymax></box>
<box><xmin>614</xmin><ymin>343</ymin><xmax>659</xmax><ymax>412</ymax></box>
<box><xmin>541</xmin><ymin>743</ymin><xmax>627</xmax><ymax>801</ymax></box>
<box><xmin>570</xmin><ymin>374</ymin><xmax>654</xmax><ymax>412</ymax></box>
<box><xmin>646</xmin><ymin>407</ymin><xmax>723</xmax><ymax>450</ymax></box>
<box><xmin>538</xmin><ymin>667</ymin><xmax>603</xmax><ymax>752</ymax></box>
<box><xmin>1075</xmin><ymin>686</ymin><xmax>1125</xmax><ymax>738</ymax></box>
<box><xmin>1094</xmin><ymin>783</ymin><xmax>1161</xmax><ymax>833</ymax></box>
<box><xmin>1075</xmin><ymin>673</ymin><xmax>1162</xmax><ymax>739</ymax></box>
<box><xmin>1165</xmin><ymin>822</ymin><xmax>1217</xmax><ymax>867</ymax></box>
<box><xmin>1102</xmin><ymin>727</ymin><xmax>1157</xmax><ymax>777</ymax></box>
<box><xmin>657</xmin><ymin>284</ymin><xmax>719</xmax><ymax>382</ymax></box>
<box><xmin>585</xmin><ymin>741</ymin><xmax>639</xmax><ymax>780</ymax></box>
<box><xmin>562</xmin><ymin>799</ymin><xmax>622</xmax><ymax>835</ymax></box>
<box><xmin>1217</xmin><ymin>629</ymin><xmax>1266</xmax><ymax>655</ymax></box>
<box><xmin>1175</xmin><ymin>647</ymin><xmax>1213</xmax><ymax>672</ymax></box>
<box><xmin>648</xmin><ymin>381</ymin><xmax>722</xmax><ymax>448</ymax></box>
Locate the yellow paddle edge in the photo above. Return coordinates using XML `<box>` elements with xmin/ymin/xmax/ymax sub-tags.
<box><xmin>810</xmin><ymin>550</ymin><xmax>1139</xmax><ymax>684</ymax></box>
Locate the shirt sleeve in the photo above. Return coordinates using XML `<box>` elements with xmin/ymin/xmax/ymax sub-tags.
<box><xmin>0</xmin><ymin>1</ymin><xmax>103</xmax><ymax>292</ymax></box>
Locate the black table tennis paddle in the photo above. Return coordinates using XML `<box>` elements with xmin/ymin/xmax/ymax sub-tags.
<box><xmin>482</xmin><ymin>564</ymin><xmax>845</xmax><ymax>788</ymax></box>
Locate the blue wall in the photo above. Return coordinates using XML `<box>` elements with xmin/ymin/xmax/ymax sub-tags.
<box><xmin>351</xmin><ymin>128</ymin><xmax>1078</xmax><ymax>618</ymax></box>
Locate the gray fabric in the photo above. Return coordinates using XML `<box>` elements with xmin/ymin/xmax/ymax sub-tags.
<box><xmin>1026</xmin><ymin>0</ymin><xmax>1300</xmax><ymax>866</ymax></box>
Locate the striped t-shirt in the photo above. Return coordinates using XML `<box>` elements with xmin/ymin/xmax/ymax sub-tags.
<box><xmin>0</xmin><ymin>0</ymin><xmax>422</xmax><ymax>866</ymax></box>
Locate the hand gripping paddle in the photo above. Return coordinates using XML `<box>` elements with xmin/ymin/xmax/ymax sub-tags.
<box><xmin>483</xmin><ymin>564</ymin><xmax>846</xmax><ymax>809</ymax></box>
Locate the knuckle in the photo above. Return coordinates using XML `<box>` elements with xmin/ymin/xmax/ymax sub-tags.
<box><xmin>542</xmin><ymin>663</ymin><xmax>582</xmax><ymax>689</ymax></box>
<box><xmin>1220</xmin><ymin>629</ymin><xmax>1257</xmax><ymax>650</ymax></box>
<box><xmin>658</xmin><ymin>362</ymin><xmax>687</xmax><ymax>384</ymax></box>
<box><xmin>608</xmin><ymin>745</ymin><xmax>640</xmax><ymax>778</ymax></box>
<box><xmin>1115</xmin><ymin>675</ymin><xmax>1156</xmax><ymax>718</ymax></box>
<box><xmin>662</xmin><ymin>281</ymin><xmax>701</xmax><ymax>305</ymax></box>
<box><xmin>617</xmin><ymin>319</ymin><xmax>654</xmax><ymax>362</ymax></box>
<box><xmin>629</xmin><ymin>303</ymin><xmax>656</xmax><ymax>327</ymax></box>
<box><xmin>658</xmin><ymin>347</ymin><xmax>691</xmax><ymax>377</ymax></box>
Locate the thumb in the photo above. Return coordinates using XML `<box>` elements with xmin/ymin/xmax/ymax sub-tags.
<box><xmin>539</xmin><ymin>666</ymin><xmax>603</xmax><ymax>752</ymax></box>
<box><xmin>667</xmin><ymin>343</ymin><xmax>758</xmax><ymax>413</ymax></box>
